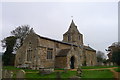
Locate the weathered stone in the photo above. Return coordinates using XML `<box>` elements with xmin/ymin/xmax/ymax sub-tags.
<box><xmin>76</xmin><ymin>66</ymin><xmax>82</xmax><ymax>77</ymax></box>
<box><xmin>16</xmin><ymin>70</ymin><xmax>25</xmax><ymax>78</ymax></box>
<box><xmin>2</xmin><ymin>70</ymin><xmax>13</xmax><ymax>78</ymax></box>
<box><xmin>63</xmin><ymin>67</ymin><xmax>68</xmax><ymax>73</ymax></box>
<box><xmin>39</xmin><ymin>68</ymin><xmax>54</xmax><ymax>74</ymax></box>
<box><xmin>15</xmin><ymin>20</ymin><xmax>97</xmax><ymax>70</ymax></box>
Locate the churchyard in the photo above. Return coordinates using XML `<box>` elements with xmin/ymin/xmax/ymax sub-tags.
<box><xmin>2</xmin><ymin>66</ymin><xmax>120</xmax><ymax>79</ymax></box>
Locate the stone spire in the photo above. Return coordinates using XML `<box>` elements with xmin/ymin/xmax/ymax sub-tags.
<box><xmin>70</xmin><ymin>20</ymin><xmax>76</xmax><ymax>28</ymax></box>
<box><xmin>67</xmin><ymin>20</ymin><xmax>79</xmax><ymax>34</ymax></box>
<box><xmin>63</xmin><ymin>20</ymin><xmax>83</xmax><ymax>45</ymax></box>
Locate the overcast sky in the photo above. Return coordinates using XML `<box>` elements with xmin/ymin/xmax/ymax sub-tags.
<box><xmin>1</xmin><ymin>2</ymin><xmax>118</xmax><ymax>55</ymax></box>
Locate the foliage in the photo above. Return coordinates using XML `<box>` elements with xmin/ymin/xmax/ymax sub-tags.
<box><xmin>1</xmin><ymin>36</ymin><xmax>17</xmax><ymax>66</ymax></box>
<box><xmin>107</xmin><ymin>42</ymin><xmax>120</xmax><ymax>65</ymax></box>
<box><xmin>1</xmin><ymin>25</ymin><xmax>34</xmax><ymax>65</ymax></box>
<box><xmin>112</xmin><ymin>49</ymin><xmax>120</xmax><ymax>66</ymax></box>
<box><xmin>1</xmin><ymin>36</ymin><xmax>17</xmax><ymax>51</ymax></box>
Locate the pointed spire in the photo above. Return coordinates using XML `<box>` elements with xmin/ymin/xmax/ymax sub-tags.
<box><xmin>70</xmin><ymin>20</ymin><xmax>76</xmax><ymax>27</ymax></box>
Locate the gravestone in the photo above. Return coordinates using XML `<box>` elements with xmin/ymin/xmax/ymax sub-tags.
<box><xmin>56</xmin><ymin>72</ymin><xmax>61</xmax><ymax>79</ymax></box>
<box><xmin>39</xmin><ymin>68</ymin><xmax>54</xmax><ymax>74</ymax></box>
<box><xmin>16</xmin><ymin>70</ymin><xmax>25</xmax><ymax>78</ymax></box>
<box><xmin>2</xmin><ymin>70</ymin><xmax>7</xmax><ymax>78</ymax></box>
<box><xmin>64</xmin><ymin>67</ymin><xmax>68</xmax><ymax>73</ymax></box>
<box><xmin>2</xmin><ymin>70</ymin><xmax>13</xmax><ymax>78</ymax></box>
<box><xmin>76</xmin><ymin>66</ymin><xmax>82</xmax><ymax>77</ymax></box>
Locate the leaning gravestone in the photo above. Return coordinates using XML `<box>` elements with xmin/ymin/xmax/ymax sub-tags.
<box><xmin>77</xmin><ymin>67</ymin><xmax>82</xmax><ymax>77</ymax></box>
<box><xmin>16</xmin><ymin>70</ymin><xmax>25</xmax><ymax>78</ymax></box>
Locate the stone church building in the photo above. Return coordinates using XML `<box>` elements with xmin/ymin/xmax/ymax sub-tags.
<box><xmin>15</xmin><ymin>20</ymin><xmax>97</xmax><ymax>69</ymax></box>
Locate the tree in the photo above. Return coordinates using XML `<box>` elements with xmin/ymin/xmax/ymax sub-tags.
<box><xmin>11</xmin><ymin>25</ymin><xmax>34</xmax><ymax>51</ymax></box>
<box><xmin>96</xmin><ymin>51</ymin><xmax>107</xmax><ymax>63</ymax></box>
<box><xmin>108</xmin><ymin>42</ymin><xmax>120</xmax><ymax>65</ymax></box>
<box><xmin>112</xmin><ymin>49</ymin><xmax>120</xmax><ymax>65</ymax></box>
<box><xmin>1</xmin><ymin>25</ymin><xmax>34</xmax><ymax>66</ymax></box>
<box><xmin>1</xmin><ymin>36</ymin><xmax>17</xmax><ymax>66</ymax></box>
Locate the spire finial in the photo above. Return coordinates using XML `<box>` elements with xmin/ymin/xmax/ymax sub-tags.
<box><xmin>71</xmin><ymin>16</ymin><xmax>73</xmax><ymax>20</ymax></box>
<box><xmin>88</xmin><ymin>44</ymin><xmax>89</xmax><ymax>47</ymax></box>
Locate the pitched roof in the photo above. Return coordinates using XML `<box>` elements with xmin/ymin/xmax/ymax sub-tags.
<box><xmin>84</xmin><ymin>46</ymin><xmax>96</xmax><ymax>52</ymax></box>
<box><xmin>64</xmin><ymin>20</ymin><xmax>81</xmax><ymax>35</ymax></box>
<box><xmin>36</xmin><ymin>34</ymin><xmax>78</xmax><ymax>47</ymax></box>
<box><xmin>56</xmin><ymin>49</ymin><xmax>70</xmax><ymax>57</ymax></box>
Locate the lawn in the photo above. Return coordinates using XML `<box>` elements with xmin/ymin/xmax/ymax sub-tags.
<box><xmin>26</xmin><ymin>71</ymin><xmax>76</xmax><ymax>78</ymax></box>
<box><xmin>114</xmin><ymin>67</ymin><xmax>120</xmax><ymax>72</ymax></box>
<box><xmin>82</xmin><ymin>70</ymin><xmax>114</xmax><ymax>78</ymax></box>
<box><xmin>3</xmin><ymin>66</ymin><xmax>115</xmax><ymax>78</ymax></box>
<box><xmin>25</xmin><ymin>70</ymin><xmax>114</xmax><ymax>78</ymax></box>
<box><xmin>81</xmin><ymin>66</ymin><xmax>119</xmax><ymax>69</ymax></box>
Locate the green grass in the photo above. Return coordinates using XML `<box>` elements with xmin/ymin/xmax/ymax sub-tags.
<box><xmin>114</xmin><ymin>67</ymin><xmax>120</xmax><ymax>72</ymax></box>
<box><xmin>3</xmin><ymin>66</ymin><xmax>115</xmax><ymax>78</ymax></box>
<box><xmin>26</xmin><ymin>70</ymin><xmax>114</xmax><ymax>78</ymax></box>
<box><xmin>82</xmin><ymin>70</ymin><xmax>114</xmax><ymax>78</ymax></box>
<box><xmin>54</xmin><ymin>68</ymin><xmax>64</xmax><ymax>70</ymax></box>
<box><xmin>26</xmin><ymin>71</ymin><xmax>76</xmax><ymax>78</ymax></box>
<box><xmin>81</xmin><ymin>66</ymin><xmax>118</xmax><ymax>69</ymax></box>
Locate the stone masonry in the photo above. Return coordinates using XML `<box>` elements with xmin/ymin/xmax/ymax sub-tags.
<box><xmin>15</xmin><ymin>20</ymin><xmax>97</xmax><ymax>69</ymax></box>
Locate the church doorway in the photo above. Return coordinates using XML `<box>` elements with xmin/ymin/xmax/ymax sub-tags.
<box><xmin>70</xmin><ymin>56</ymin><xmax>75</xmax><ymax>69</ymax></box>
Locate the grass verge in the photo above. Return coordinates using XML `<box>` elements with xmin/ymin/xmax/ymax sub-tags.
<box><xmin>25</xmin><ymin>71</ymin><xmax>76</xmax><ymax>78</ymax></box>
<box><xmin>82</xmin><ymin>69</ymin><xmax>114</xmax><ymax>78</ymax></box>
<box><xmin>114</xmin><ymin>67</ymin><xmax>120</xmax><ymax>72</ymax></box>
<box><xmin>81</xmin><ymin>66</ymin><xmax>118</xmax><ymax>69</ymax></box>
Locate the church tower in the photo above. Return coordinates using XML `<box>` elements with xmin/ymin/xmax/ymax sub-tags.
<box><xmin>63</xmin><ymin>20</ymin><xmax>83</xmax><ymax>45</ymax></box>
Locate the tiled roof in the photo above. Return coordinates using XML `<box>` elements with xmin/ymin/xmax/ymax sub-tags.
<box><xmin>56</xmin><ymin>49</ymin><xmax>70</xmax><ymax>57</ymax></box>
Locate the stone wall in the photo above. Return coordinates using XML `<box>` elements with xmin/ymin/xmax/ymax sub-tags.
<box><xmin>55</xmin><ymin>57</ymin><xmax>67</xmax><ymax>68</ymax></box>
<box><xmin>84</xmin><ymin>50</ymin><xmax>97</xmax><ymax>66</ymax></box>
<box><xmin>15</xmin><ymin>31</ymin><xmax>97</xmax><ymax>70</ymax></box>
<box><xmin>15</xmin><ymin>32</ymin><xmax>40</xmax><ymax>69</ymax></box>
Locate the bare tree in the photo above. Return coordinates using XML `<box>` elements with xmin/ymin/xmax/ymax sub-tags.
<box><xmin>96</xmin><ymin>51</ymin><xmax>107</xmax><ymax>62</ymax></box>
<box><xmin>11</xmin><ymin>25</ymin><xmax>34</xmax><ymax>52</ymax></box>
